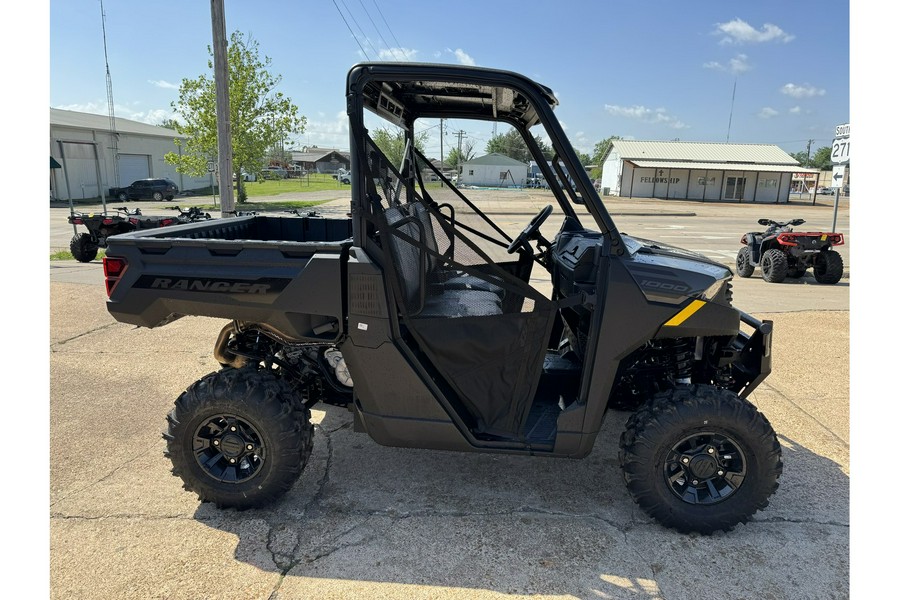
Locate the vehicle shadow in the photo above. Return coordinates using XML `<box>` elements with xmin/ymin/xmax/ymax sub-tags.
<box><xmin>191</xmin><ymin>407</ymin><xmax>849</xmax><ymax>599</ymax></box>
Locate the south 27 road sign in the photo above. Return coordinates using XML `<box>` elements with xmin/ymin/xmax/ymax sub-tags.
<box><xmin>831</xmin><ymin>123</ymin><xmax>850</xmax><ymax>164</ymax></box>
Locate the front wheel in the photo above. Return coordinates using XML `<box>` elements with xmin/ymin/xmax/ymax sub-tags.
<box><xmin>619</xmin><ymin>385</ymin><xmax>782</xmax><ymax>534</ymax></box>
<box><xmin>813</xmin><ymin>250</ymin><xmax>843</xmax><ymax>284</ymax></box>
<box><xmin>152</xmin><ymin>191</ymin><xmax>164</xmax><ymax>201</ymax></box>
<box><xmin>735</xmin><ymin>246</ymin><xmax>755</xmax><ymax>278</ymax></box>
<box><xmin>118</xmin><ymin>192</ymin><xmax>128</xmax><ymax>202</ymax></box>
<box><xmin>163</xmin><ymin>367</ymin><xmax>314</xmax><ymax>509</ymax></box>
<box><xmin>69</xmin><ymin>233</ymin><xmax>99</xmax><ymax>262</ymax></box>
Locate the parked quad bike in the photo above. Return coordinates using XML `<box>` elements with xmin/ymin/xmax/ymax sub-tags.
<box><xmin>736</xmin><ymin>218</ymin><xmax>844</xmax><ymax>284</ymax></box>
<box><xmin>168</xmin><ymin>205</ymin><xmax>213</xmax><ymax>223</ymax></box>
<box><xmin>67</xmin><ymin>206</ymin><xmax>182</xmax><ymax>263</ymax></box>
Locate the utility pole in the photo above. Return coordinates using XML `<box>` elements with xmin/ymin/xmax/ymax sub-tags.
<box><xmin>726</xmin><ymin>78</ymin><xmax>737</xmax><ymax>143</ymax></box>
<box><xmin>439</xmin><ymin>118</ymin><xmax>444</xmax><ymax>187</ymax></box>
<box><xmin>806</xmin><ymin>139</ymin><xmax>814</xmax><ymax>166</ymax></box>
<box><xmin>456</xmin><ymin>130</ymin><xmax>465</xmax><ymax>179</ymax></box>
<box><xmin>210</xmin><ymin>0</ymin><xmax>234</xmax><ymax>215</ymax></box>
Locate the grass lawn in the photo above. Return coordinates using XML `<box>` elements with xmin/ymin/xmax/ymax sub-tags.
<box><xmin>238</xmin><ymin>173</ymin><xmax>351</xmax><ymax>196</ymax></box>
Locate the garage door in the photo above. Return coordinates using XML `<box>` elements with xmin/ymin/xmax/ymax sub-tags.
<box><xmin>118</xmin><ymin>154</ymin><xmax>151</xmax><ymax>186</ymax></box>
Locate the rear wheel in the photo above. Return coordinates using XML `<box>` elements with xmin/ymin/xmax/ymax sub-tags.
<box><xmin>163</xmin><ymin>367</ymin><xmax>314</xmax><ymax>509</ymax></box>
<box><xmin>619</xmin><ymin>385</ymin><xmax>782</xmax><ymax>534</ymax></box>
<box><xmin>117</xmin><ymin>192</ymin><xmax>128</xmax><ymax>202</ymax></box>
<box><xmin>69</xmin><ymin>233</ymin><xmax>99</xmax><ymax>262</ymax></box>
<box><xmin>735</xmin><ymin>247</ymin><xmax>755</xmax><ymax>278</ymax></box>
<box><xmin>152</xmin><ymin>191</ymin><xmax>164</xmax><ymax>201</ymax></box>
<box><xmin>760</xmin><ymin>248</ymin><xmax>788</xmax><ymax>283</ymax></box>
<box><xmin>813</xmin><ymin>250</ymin><xmax>843</xmax><ymax>284</ymax></box>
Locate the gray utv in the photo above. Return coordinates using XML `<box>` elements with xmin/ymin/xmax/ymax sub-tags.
<box><xmin>103</xmin><ymin>62</ymin><xmax>781</xmax><ymax>534</ymax></box>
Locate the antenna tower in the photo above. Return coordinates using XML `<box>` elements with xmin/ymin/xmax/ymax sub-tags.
<box><xmin>101</xmin><ymin>0</ymin><xmax>119</xmax><ymax>186</ymax></box>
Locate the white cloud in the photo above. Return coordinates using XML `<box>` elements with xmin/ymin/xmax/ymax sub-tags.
<box><xmin>705</xmin><ymin>54</ymin><xmax>751</xmax><ymax>75</ymax></box>
<box><xmin>781</xmin><ymin>83</ymin><xmax>826</xmax><ymax>98</ymax></box>
<box><xmin>377</xmin><ymin>47</ymin><xmax>418</xmax><ymax>61</ymax></box>
<box><xmin>604</xmin><ymin>104</ymin><xmax>688</xmax><ymax>129</ymax></box>
<box><xmin>450</xmin><ymin>48</ymin><xmax>475</xmax><ymax>66</ymax></box>
<box><xmin>789</xmin><ymin>106</ymin><xmax>802</xmax><ymax>114</ymax></box>
<box><xmin>148</xmin><ymin>79</ymin><xmax>178</xmax><ymax>90</ymax></box>
<box><xmin>296</xmin><ymin>111</ymin><xmax>350</xmax><ymax>151</ymax></box>
<box><xmin>53</xmin><ymin>101</ymin><xmax>175</xmax><ymax>125</ymax></box>
<box><xmin>758</xmin><ymin>107</ymin><xmax>779</xmax><ymax>119</ymax></box>
<box><xmin>715</xmin><ymin>18</ymin><xmax>794</xmax><ymax>44</ymax></box>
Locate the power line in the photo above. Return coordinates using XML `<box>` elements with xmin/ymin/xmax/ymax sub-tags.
<box><xmin>370</xmin><ymin>0</ymin><xmax>409</xmax><ymax>60</ymax></box>
<box><xmin>331</xmin><ymin>0</ymin><xmax>370</xmax><ymax>59</ymax></box>
<box><xmin>357</xmin><ymin>0</ymin><xmax>402</xmax><ymax>61</ymax></box>
<box><xmin>339</xmin><ymin>0</ymin><xmax>375</xmax><ymax>57</ymax></box>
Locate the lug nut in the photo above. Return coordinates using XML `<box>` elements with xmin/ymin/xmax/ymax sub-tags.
<box><xmin>246</xmin><ymin>444</ymin><xmax>253</xmax><ymax>450</ymax></box>
<box><xmin>229</xmin><ymin>458</ymin><xmax>236</xmax><ymax>463</ymax></box>
<box><xmin>692</xmin><ymin>480</ymin><xmax>699</xmax><ymax>485</ymax></box>
<box><xmin>707</xmin><ymin>447</ymin><xmax>715</xmax><ymax>454</ymax></box>
<box><xmin>213</xmin><ymin>440</ymin><xmax>219</xmax><ymax>446</ymax></box>
<box><xmin>717</xmin><ymin>470</ymin><xmax>724</xmax><ymax>476</ymax></box>
<box><xmin>682</xmin><ymin>457</ymin><xmax>690</xmax><ymax>464</ymax></box>
<box><xmin>230</xmin><ymin>426</ymin><xmax>237</xmax><ymax>432</ymax></box>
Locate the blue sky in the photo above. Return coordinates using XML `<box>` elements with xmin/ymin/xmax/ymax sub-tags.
<box><xmin>48</xmin><ymin>0</ymin><xmax>850</xmax><ymax>159</ymax></box>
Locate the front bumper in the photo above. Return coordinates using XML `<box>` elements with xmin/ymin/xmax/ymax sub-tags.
<box><xmin>730</xmin><ymin>312</ymin><xmax>773</xmax><ymax>398</ymax></box>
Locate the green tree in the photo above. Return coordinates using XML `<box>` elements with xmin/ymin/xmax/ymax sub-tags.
<box><xmin>158</xmin><ymin>118</ymin><xmax>180</xmax><ymax>131</ymax></box>
<box><xmin>164</xmin><ymin>31</ymin><xmax>306</xmax><ymax>203</ymax></box>
<box><xmin>446</xmin><ymin>141</ymin><xmax>476</xmax><ymax>171</ymax></box>
<box><xmin>810</xmin><ymin>146</ymin><xmax>833</xmax><ymax>170</ymax></box>
<box><xmin>371</xmin><ymin>126</ymin><xmax>429</xmax><ymax>170</ymax></box>
<box><xmin>789</xmin><ymin>151</ymin><xmax>810</xmax><ymax>167</ymax></box>
<box><xmin>589</xmin><ymin>135</ymin><xmax>622</xmax><ymax>178</ymax></box>
<box><xmin>484</xmin><ymin>129</ymin><xmax>551</xmax><ymax>163</ymax></box>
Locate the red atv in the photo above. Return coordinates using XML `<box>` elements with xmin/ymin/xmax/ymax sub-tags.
<box><xmin>736</xmin><ymin>218</ymin><xmax>844</xmax><ymax>284</ymax></box>
<box><xmin>67</xmin><ymin>206</ymin><xmax>182</xmax><ymax>263</ymax></box>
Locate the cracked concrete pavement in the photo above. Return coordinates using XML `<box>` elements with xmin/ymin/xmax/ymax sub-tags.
<box><xmin>48</xmin><ymin>196</ymin><xmax>851</xmax><ymax>599</ymax></box>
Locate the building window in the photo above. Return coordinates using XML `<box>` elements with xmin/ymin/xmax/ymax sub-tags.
<box><xmin>725</xmin><ymin>176</ymin><xmax>747</xmax><ymax>199</ymax></box>
<box><xmin>698</xmin><ymin>176</ymin><xmax>716</xmax><ymax>185</ymax></box>
<box><xmin>468</xmin><ymin>170</ymin><xmax>474</xmax><ymax>176</ymax></box>
<box><xmin>762</xmin><ymin>178</ymin><xmax>777</xmax><ymax>188</ymax></box>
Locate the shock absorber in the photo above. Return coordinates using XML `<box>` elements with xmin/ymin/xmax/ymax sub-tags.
<box><xmin>671</xmin><ymin>338</ymin><xmax>694</xmax><ymax>384</ymax></box>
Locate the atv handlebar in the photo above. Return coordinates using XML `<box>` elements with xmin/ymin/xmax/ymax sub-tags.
<box><xmin>757</xmin><ymin>218</ymin><xmax>805</xmax><ymax>228</ymax></box>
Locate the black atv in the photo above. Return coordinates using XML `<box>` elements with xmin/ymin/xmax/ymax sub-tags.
<box><xmin>68</xmin><ymin>206</ymin><xmax>182</xmax><ymax>263</ymax></box>
<box><xmin>736</xmin><ymin>218</ymin><xmax>845</xmax><ymax>284</ymax></box>
<box><xmin>168</xmin><ymin>205</ymin><xmax>213</xmax><ymax>223</ymax></box>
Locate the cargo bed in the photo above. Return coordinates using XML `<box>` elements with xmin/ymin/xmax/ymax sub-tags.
<box><xmin>104</xmin><ymin>215</ymin><xmax>353</xmax><ymax>342</ymax></box>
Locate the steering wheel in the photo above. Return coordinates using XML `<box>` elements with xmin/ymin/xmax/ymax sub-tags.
<box><xmin>507</xmin><ymin>205</ymin><xmax>553</xmax><ymax>254</ymax></box>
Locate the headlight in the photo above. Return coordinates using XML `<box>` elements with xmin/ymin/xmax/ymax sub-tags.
<box><xmin>701</xmin><ymin>277</ymin><xmax>732</xmax><ymax>305</ymax></box>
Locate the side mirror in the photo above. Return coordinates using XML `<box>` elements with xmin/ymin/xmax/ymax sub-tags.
<box><xmin>791</xmin><ymin>219</ymin><xmax>806</xmax><ymax>226</ymax></box>
<box><xmin>757</xmin><ymin>218</ymin><xmax>770</xmax><ymax>226</ymax></box>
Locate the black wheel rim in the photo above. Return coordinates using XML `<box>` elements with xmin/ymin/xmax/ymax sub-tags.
<box><xmin>737</xmin><ymin>251</ymin><xmax>747</xmax><ymax>271</ymax></box>
<box><xmin>193</xmin><ymin>413</ymin><xmax>266</xmax><ymax>483</ymax></box>
<box><xmin>664</xmin><ymin>432</ymin><xmax>746</xmax><ymax>505</ymax></box>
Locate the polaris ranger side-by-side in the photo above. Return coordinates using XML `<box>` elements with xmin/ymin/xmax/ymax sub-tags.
<box><xmin>103</xmin><ymin>63</ymin><xmax>781</xmax><ymax>534</ymax></box>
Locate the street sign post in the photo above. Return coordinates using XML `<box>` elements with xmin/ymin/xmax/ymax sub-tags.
<box><xmin>831</xmin><ymin>123</ymin><xmax>849</xmax><ymax>231</ymax></box>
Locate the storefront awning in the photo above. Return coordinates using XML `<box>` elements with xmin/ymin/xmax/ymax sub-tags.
<box><xmin>628</xmin><ymin>160</ymin><xmax>818</xmax><ymax>174</ymax></box>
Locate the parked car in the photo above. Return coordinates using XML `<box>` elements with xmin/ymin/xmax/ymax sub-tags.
<box><xmin>332</xmin><ymin>168</ymin><xmax>351</xmax><ymax>184</ymax></box>
<box><xmin>109</xmin><ymin>178</ymin><xmax>179</xmax><ymax>202</ymax></box>
<box><xmin>260</xmin><ymin>167</ymin><xmax>287</xmax><ymax>179</ymax></box>
<box><xmin>816</xmin><ymin>187</ymin><xmax>835</xmax><ymax>195</ymax></box>
<box><xmin>233</xmin><ymin>171</ymin><xmax>257</xmax><ymax>182</ymax></box>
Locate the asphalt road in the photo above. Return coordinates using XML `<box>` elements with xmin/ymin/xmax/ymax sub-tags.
<box><xmin>48</xmin><ymin>193</ymin><xmax>851</xmax><ymax>599</ymax></box>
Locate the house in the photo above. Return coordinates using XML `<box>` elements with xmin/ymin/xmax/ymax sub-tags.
<box><xmin>598</xmin><ymin>140</ymin><xmax>818</xmax><ymax>203</ymax></box>
<box><xmin>50</xmin><ymin>108</ymin><xmax>209</xmax><ymax>201</ymax></box>
<box><xmin>458</xmin><ymin>153</ymin><xmax>528</xmax><ymax>188</ymax></box>
<box><xmin>290</xmin><ymin>147</ymin><xmax>351</xmax><ymax>174</ymax></box>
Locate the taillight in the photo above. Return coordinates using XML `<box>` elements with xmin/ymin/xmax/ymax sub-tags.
<box><xmin>160</xmin><ymin>218</ymin><xmax>176</xmax><ymax>226</ymax></box>
<box><xmin>103</xmin><ymin>256</ymin><xmax>127</xmax><ymax>297</ymax></box>
<box><xmin>777</xmin><ymin>233</ymin><xmax>798</xmax><ymax>246</ymax></box>
<box><xmin>829</xmin><ymin>233</ymin><xmax>844</xmax><ymax>246</ymax></box>
<box><xmin>102</xmin><ymin>218</ymin><xmax>115</xmax><ymax>225</ymax></box>
<box><xmin>71</xmin><ymin>217</ymin><xmax>84</xmax><ymax>225</ymax></box>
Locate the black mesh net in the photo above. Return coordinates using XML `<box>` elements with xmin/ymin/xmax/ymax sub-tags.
<box><xmin>361</xmin><ymin>133</ymin><xmax>554</xmax><ymax>435</ymax></box>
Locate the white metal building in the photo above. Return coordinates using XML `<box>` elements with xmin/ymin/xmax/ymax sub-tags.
<box><xmin>599</xmin><ymin>140</ymin><xmax>817</xmax><ymax>203</ymax></box>
<box><xmin>459</xmin><ymin>153</ymin><xmax>528</xmax><ymax>188</ymax></box>
<box><xmin>50</xmin><ymin>108</ymin><xmax>210</xmax><ymax>201</ymax></box>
